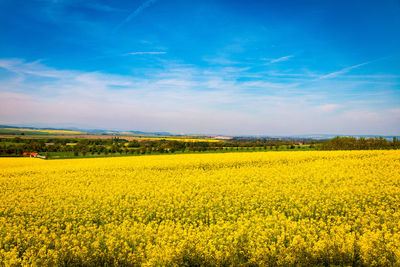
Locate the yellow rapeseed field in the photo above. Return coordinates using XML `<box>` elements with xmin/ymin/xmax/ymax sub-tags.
<box><xmin>0</xmin><ymin>151</ymin><xmax>399</xmax><ymax>265</ymax></box>
<box><xmin>130</xmin><ymin>137</ymin><xmax>221</xmax><ymax>142</ymax></box>
<box><xmin>3</xmin><ymin>128</ymin><xmax>84</xmax><ymax>134</ymax></box>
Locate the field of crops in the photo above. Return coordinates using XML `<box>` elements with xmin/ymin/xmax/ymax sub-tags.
<box><xmin>1</xmin><ymin>128</ymin><xmax>84</xmax><ymax>134</ymax></box>
<box><xmin>129</xmin><ymin>137</ymin><xmax>222</xmax><ymax>142</ymax></box>
<box><xmin>0</xmin><ymin>151</ymin><xmax>399</xmax><ymax>265</ymax></box>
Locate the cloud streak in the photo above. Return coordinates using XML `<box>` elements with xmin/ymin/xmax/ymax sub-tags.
<box><xmin>127</xmin><ymin>51</ymin><xmax>166</xmax><ymax>55</ymax></box>
<box><xmin>83</xmin><ymin>3</ymin><xmax>125</xmax><ymax>12</ymax></box>
<box><xmin>269</xmin><ymin>55</ymin><xmax>293</xmax><ymax>64</ymax></box>
<box><xmin>319</xmin><ymin>61</ymin><xmax>370</xmax><ymax>80</ymax></box>
<box><xmin>114</xmin><ymin>0</ymin><xmax>158</xmax><ymax>32</ymax></box>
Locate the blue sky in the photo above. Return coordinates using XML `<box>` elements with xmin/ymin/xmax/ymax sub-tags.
<box><xmin>0</xmin><ymin>0</ymin><xmax>399</xmax><ymax>135</ymax></box>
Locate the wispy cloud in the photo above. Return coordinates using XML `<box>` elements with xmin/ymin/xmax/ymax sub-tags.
<box><xmin>391</xmin><ymin>108</ymin><xmax>400</xmax><ymax>117</ymax></box>
<box><xmin>269</xmin><ymin>55</ymin><xmax>294</xmax><ymax>64</ymax></box>
<box><xmin>114</xmin><ymin>0</ymin><xmax>158</xmax><ymax>32</ymax></box>
<box><xmin>316</xmin><ymin>104</ymin><xmax>341</xmax><ymax>113</ymax></box>
<box><xmin>318</xmin><ymin>61</ymin><xmax>370</xmax><ymax>80</ymax></box>
<box><xmin>83</xmin><ymin>3</ymin><xmax>125</xmax><ymax>12</ymax></box>
<box><xmin>1</xmin><ymin>58</ymin><xmax>398</xmax><ymax>135</ymax></box>
<box><xmin>127</xmin><ymin>51</ymin><xmax>166</xmax><ymax>55</ymax></box>
<box><xmin>203</xmin><ymin>56</ymin><xmax>238</xmax><ymax>65</ymax></box>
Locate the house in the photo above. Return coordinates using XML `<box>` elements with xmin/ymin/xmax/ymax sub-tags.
<box><xmin>22</xmin><ymin>152</ymin><xmax>46</xmax><ymax>158</ymax></box>
<box><xmin>23</xmin><ymin>152</ymin><xmax>39</xmax><ymax>157</ymax></box>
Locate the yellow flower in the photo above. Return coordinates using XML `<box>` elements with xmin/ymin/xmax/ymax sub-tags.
<box><xmin>0</xmin><ymin>151</ymin><xmax>399</xmax><ymax>265</ymax></box>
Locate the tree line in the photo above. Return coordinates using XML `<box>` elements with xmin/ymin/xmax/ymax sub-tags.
<box><xmin>319</xmin><ymin>136</ymin><xmax>400</xmax><ymax>150</ymax></box>
<box><xmin>0</xmin><ymin>136</ymin><xmax>398</xmax><ymax>157</ymax></box>
<box><xmin>0</xmin><ymin>137</ymin><xmax>313</xmax><ymax>157</ymax></box>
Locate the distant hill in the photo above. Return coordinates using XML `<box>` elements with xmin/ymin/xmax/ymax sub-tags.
<box><xmin>84</xmin><ymin>129</ymin><xmax>172</xmax><ymax>136</ymax></box>
<box><xmin>0</xmin><ymin>125</ymin><xmax>171</xmax><ymax>136</ymax></box>
<box><xmin>1</xmin><ymin>125</ymin><xmax>398</xmax><ymax>139</ymax></box>
<box><xmin>235</xmin><ymin>134</ymin><xmax>400</xmax><ymax>140</ymax></box>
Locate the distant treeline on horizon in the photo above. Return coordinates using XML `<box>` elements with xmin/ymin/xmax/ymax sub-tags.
<box><xmin>0</xmin><ymin>136</ymin><xmax>399</xmax><ymax>158</ymax></box>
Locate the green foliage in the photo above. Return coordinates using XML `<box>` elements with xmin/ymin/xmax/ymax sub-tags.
<box><xmin>1</xmin><ymin>135</ymin><xmax>398</xmax><ymax>158</ymax></box>
<box><xmin>320</xmin><ymin>136</ymin><xmax>399</xmax><ymax>150</ymax></box>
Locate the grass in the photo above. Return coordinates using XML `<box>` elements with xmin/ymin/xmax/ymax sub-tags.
<box><xmin>42</xmin><ymin>146</ymin><xmax>316</xmax><ymax>159</ymax></box>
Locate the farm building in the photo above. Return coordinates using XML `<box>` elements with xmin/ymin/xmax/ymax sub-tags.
<box><xmin>23</xmin><ymin>152</ymin><xmax>39</xmax><ymax>157</ymax></box>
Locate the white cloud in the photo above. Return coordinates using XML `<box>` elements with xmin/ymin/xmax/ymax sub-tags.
<box><xmin>83</xmin><ymin>3</ymin><xmax>125</xmax><ymax>12</ymax></box>
<box><xmin>316</xmin><ymin>104</ymin><xmax>341</xmax><ymax>113</ymax></box>
<box><xmin>0</xmin><ymin>58</ymin><xmax>74</xmax><ymax>78</ymax></box>
<box><xmin>269</xmin><ymin>55</ymin><xmax>293</xmax><ymax>64</ymax></box>
<box><xmin>203</xmin><ymin>57</ymin><xmax>238</xmax><ymax>65</ymax></box>
<box><xmin>318</xmin><ymin>61</ymin><xmax>370</xmax><ymax>80</ymax></box>
<box><xmin>391</xmin><ymin>108</ymin><xmax>400</xmax><ymax>117</ymax></box>
<box><xmin>127</xmin><ymin>51</ymin><xmax>166</xmax><ymax>55</ymax></box>
<box><xmin>340</xmin><ymin>110</ymin><xmax>380</xmax><ymax>121</ymax></box>
<box><xmin>0</xmin><ymin>58</ymin><xmax>398</xmax><ymax>135</ymax></box>
<box><xmin>114</xmin><ymin>0</ymin><xmax>158</xmax><ymax>32</ymax></box>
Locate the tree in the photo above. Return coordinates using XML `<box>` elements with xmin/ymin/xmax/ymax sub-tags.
<box><xmin>82</xmin><ymin>146</ymin><xmax>88</xmax><ymax>156</ymax></box>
